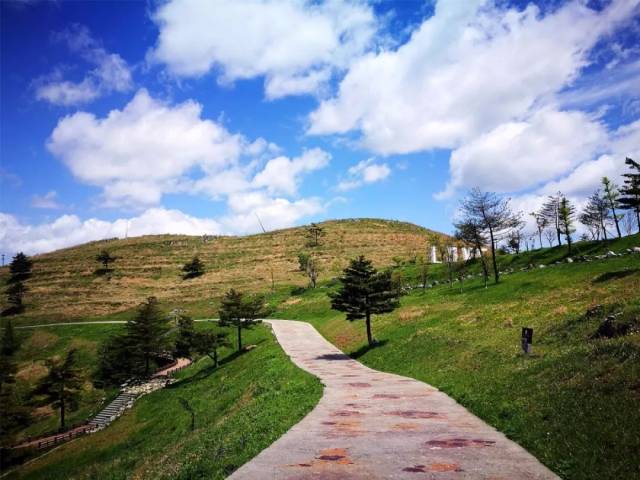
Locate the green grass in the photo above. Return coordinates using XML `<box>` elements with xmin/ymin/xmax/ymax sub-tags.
<box><xmin>272</xmin><ymin>237</ymin><xmax>640</xmax><ymax>480</ymax></box>
<box><xmin>8</xmin><ymin>323</ymin><xmax>322</xmax><ymax>480</ymax></box>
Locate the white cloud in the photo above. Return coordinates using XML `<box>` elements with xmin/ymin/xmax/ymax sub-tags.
<box><xmin>31</xmin><ymin>191</ymin><xmax>62</xmax><ymax>209</ymax></box>
<box><xmin>252</xmin><ymin>148</ymin><xmax>330</xmax><ymax>195</ymax></box>
<box><xmin>0</xmin><ymin>208</ymin><xmax>221</xmax><ymax>256</ymax></box>
<box><xmin>47</xmin><ymin>89</ymin><xmax>245</xmax><ymax>208</ymax></box>
<box><xmin>437</xmin><ymin>109</ymin><xmax>608</xmax><ymax>197</ymax></box>
<box><xmin>308</xmin><ymin>0</ymin><xmax>638</xmax><ymax>153</ymax></box>
<box><xmin>149</xmin><ymin>0</ymin><xmax>378</xmax><ymax>99</ymax></box>
<box><xmin>35</xmin><ymin>25</ymin><xmax>133</xmax><ymax>106</ymax></box>
<box><xmin>337</xmin><ymin>158</ymin><xmax>390</xmax><ymax>191</ymax></box>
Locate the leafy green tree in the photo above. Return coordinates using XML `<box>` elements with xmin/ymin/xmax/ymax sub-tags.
<box><xmin>95</xmin><ymin>250</ymin><xmax>117</xmax><ymax>271</ymax></box>
<box><xmin>297</xmin><ymin>252</ymin><xmax>318</xmax><ymax>288</ymax></box>
<box><xmin>619</xmin><ymin>157</ymin><xmax>640</xmax><ymax>233</ymax></box>
<box><xmin>330</xmin><ymin>256</ymin><xmax>400</xmax><ymax>347</ymax></box>
<box><xmin>193</xmin><ymin>330</ymin><xmax>231</xmax><ymax>367</ymax></box>
<box><xmin>218</xmin><ymin>289</ymin><xmax>265</xmax><ymax>352</ymax></box>
<box><xmin>182</xmin><ymin>256</ymin><xmax>205</xmax><ymax>279</ymax></box>
<box><xmin>126</xmin><ymin>297</ymin><xmax>170</xmax><ymax>376</ymax></box>
<box><xmin>174</xmin><ymin>314</ymin><xmax>196</xmax><ymax>358</ymax></box>
<box><xmin>460</xmin><ymin>188</ymin><xmax>521</xmax><ymax>284</ymax></box>
<box><xmin>8</xmin><ymin>253</ymin><xmax>32</xmax><ymax>282</ymax></box>
<box><xmin>305</xmin><ymin>223</ymin><xmax>324</xmax><ymax>247</ymax></box>
<box><xmin>602</xmin><ymin>176</ymin><xmax>622</xmax><ymax>238</ymax></box>
<box><xmin>34</xmin><ymin>349</ymin><xmax>83</xmax><ymax>431</ymax></box>
<box><xmin>559</xmin><ymin>196</ymin><xmax>576</xmax><ymax>254</ymax></box>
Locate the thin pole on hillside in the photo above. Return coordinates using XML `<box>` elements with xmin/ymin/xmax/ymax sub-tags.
<box><xmin>255</xmin><ymin>213</ymin><xmax>275</xmax><ymax>294</ymax></box>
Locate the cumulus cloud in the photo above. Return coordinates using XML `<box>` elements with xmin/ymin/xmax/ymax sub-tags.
<box><xmin>252</xmin><ymin>148</ymin><xmax>331</xmax><ymax>195</ymax></box>
<box><xmin>0</xmin><ymin>208</ymin><xmax>222</xmax><ymax>256</ymax></box>
<box><xmin>47</xmin><ymin>89</ymin><xmax>245</xmax><ymax>208</ymax></box>
<box><xmin>308</xmin><ymin>0</ymin><xmax>638</xmax><ymax>153</ymax></box>
<box><xmin>31</xmin><ymin>191</ymin><xmax>63</xmax><ymax>209</ymax></box>
<box><xmin>436</xmin><ymin>109</ymin><xmax>608</xmax><ymax>197</ymax></box>
<box><xmin>337</xmin><ymin>158</ymin><xmax>390</xmax><ymax>191</ymax></box>
<box><xmin>35</xmin><ymin>25</ymin><xmax>133</xmax><ymax>106</ymax></box>
<box><xmin>149</xmin><ymin>0</ymin><xmax>378</xmax><ymax>99</ymax></box>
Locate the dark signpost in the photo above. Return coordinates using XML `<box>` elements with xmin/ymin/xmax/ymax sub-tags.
<box><xmin>521</xmin><ymin>327</ymin><xmax>533</xmax><ymax>354</ymax></box>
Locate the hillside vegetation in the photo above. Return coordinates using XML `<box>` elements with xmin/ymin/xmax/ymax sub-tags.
<box><xmin>1</xmin><ymin>219</ymin><xmax>441</xmax><ymax>324</ymax></box>
<box><xmin>7</xmin><ymin>324</ymin><xmax>322</xmax><ymax>480</ymax></box>
<box><xmin>273</xmin><ymin>234</ymin><xmax>640</xmax><ymax>480</ymax></box>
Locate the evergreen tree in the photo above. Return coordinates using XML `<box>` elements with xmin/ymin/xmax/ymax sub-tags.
<box><xmin>602</xmin><ymin>176</ymin><xmax>622</xmax><ymax>238</ymax></box>
<box><xmin>192</xmin><ymin>330</ymin><xmax>231</xmax><ymax>368</ymax></box>
<box><xmin>34</xmin><ymin>349</ymin><xmax>83</xmax><ymax>431</ymax></box>
<box><xmin>330</xmin><ymin>256</ymin><xmax>399</xmax><ymax>346</ymax></box>
<box><xmin>305</xmin><ymin>223</ymin><xmax>325</xmax><ymax>247</ymax></box>
<box><xmin>540</xmin><ymin>193</ymin><xmax>563</xmax><ymax>246</ymax></box>
<box><xmin>619</xmin><ymin>157</ymin><xmax>640</xmax><ymax>233</ymax></box>
<box><xmin>97</xmin><ymin>333</ymin><xmax>136</xmax><ymax>384</ymax></box>
<box><xmin>182</xmin><ymin>256</ymin><xmax>205</xmax><ymax>279</ymax></box>
<box><xmin>0</xmin><ymin>321</ymin><xmax>28</xmax><ymax>447</ymax></box>
<box><xmin>580</xmin><ymin>190</ymin><xmax>611</xmax><ymax>241</ymax></box>
<box><xmin>174</xmin><ymin>315</ymin><xmax>196</xmax><ymax>358</ymax></box>
<box><xmin>459</xmin><ymin>188</ymin><xmax>521</xmax><ymax>284</ymax></box>
<box><xmin>8</xmin><ymin>253</ymin><xmax>32</xmax><ymax>282</ymax></box>
<box><xmin>126</xmin><ymin>297</ymin><xmax>170</xmax><ymax>376</ymax></box>
<box><xmin>95</xmin><ymin>250</ymin><xmax>117</xmax><ymax>271</ymax></box>
<box><xmin>4</xmin><ymin>281</ymin><xmax>27</xmax><ymax>315</ymax></box>
<box><xmin>218</xmin><ymin>289</ymin><xmax>265</xmax><ymax>352</ymax></box>
<box><xmin>559</xmin><ymin>196</ymin><xmax>576</xmax><ymax>254</ymax></box>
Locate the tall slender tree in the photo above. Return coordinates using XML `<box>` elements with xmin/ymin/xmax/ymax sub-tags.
<box><xmin>459</xmin><ymin>188</ymin><xmax>521</xmax><ymax>284</ymax></box>
<box><xmin>529</xmin><ymin>212</ymin><xmax>548</xmax><ymax>249</ymax></box>
<box><xmin>126</xmin><ymin>297</ymin><xmax>170</xmax><ymax>376</ymax></box>
<box><xmin>540</xmin><ymin>193</ymin><xmax>563</xmax><ymax>246</ymax></box>
<box><xmin>558</xmin><ymin>196</ymin><xmax>576</xmax><ymax>254</ymax></box>
<box><xmin>218</xmin><ymin>289</ymin><xmax>265</xmax><ymax>352</ymax></box>
<box><xmin>619</xmin><ymin>157</ymin><xmax>640</xmax><ymax>233</ymax></box>
<box><xmin>580</xmin><ymin>190</ymin><xmax>610</xmax><ymax>241</ymax></box>
<box><xmin>602</xmin><ymin>176</ymin><xmax>622</xmax><ymax>238</ymax></box>
<box><xmin>305</xmin><ymin>223</ymin><xmax>325</xmax><ymax>247</ymax></box>
<box><xmin>330</xmin><ymin>256</ymin><xmax>399</xmax><ymax>346</ymax></box>
<box><xmin>34</xmin><ymin>349</ymin><xmax>83</xmax><ymax>431</ymax></box>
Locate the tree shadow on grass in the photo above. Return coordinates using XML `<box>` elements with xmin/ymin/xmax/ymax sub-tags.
<box><xmin>349</xmin><ymin>339</ymin><xmax>388</xmax><ymax>359</ymax></box>
<box><xmin>592</xmin><ymin>269</ymin><xmax>640</xmax><ymax>284</ymax></box>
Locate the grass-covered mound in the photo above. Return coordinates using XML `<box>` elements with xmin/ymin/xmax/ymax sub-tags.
<box><xmin>273</xmin><ymin>237</ymin><xmax>640</xmax><ymax>480</ymax></box>
<box><xmin>7</xmin><ymin>324</ymin><xmax>322</xmax><ymax>480</ymax></box>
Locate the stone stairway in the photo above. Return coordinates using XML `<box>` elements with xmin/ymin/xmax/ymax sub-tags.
<box><xmin>88</xmin><ymin>392</ymin><xmax>137</xmax><ymax>430</ymax></box>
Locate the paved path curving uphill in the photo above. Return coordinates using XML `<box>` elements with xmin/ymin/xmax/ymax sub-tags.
<box><xmin>229</xmin><ymin>320</ymin><xmax>559</xmax><ymax>480</ymax></box>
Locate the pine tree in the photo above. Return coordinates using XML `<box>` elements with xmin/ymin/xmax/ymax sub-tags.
<box><xmin>182</xmin><ymin>256</ymin><xmax>205</xmax><ymax>279</ymax></box>
<box><xmin>580</xmin><ymin>190</ymin><xmax>611</xmax><ymax>241</ymax></box>
<box><xmin>8</xmin><ymin>253</ymin><xmax>32</xmax><ymax>282</ymax></box>
<box><xmin>559</xmin><ymin>196</ymin><xmax>576</xmax><ymax>254</ymax></box>
<box><xmin>459</xmin><ymin>188</ymin><xmax>521</xmax><ymax>284</ymax></box>
<box><xmin>619</xmin><ymin>157</ymin><xmax>640</xmax><ymax>234</ymax></box>
<box><xmin>4</xmin><ymin>281</ymin><xmax>27</xmax><ymax>315</ymax></box>
<box><xmin>305</xmin><ymin>223</ymin><xmax>324</xmax><ymax>247</ymax></box>
<box><xmin>218</xmin><ymin>289</ymin><xmax>265</xmax><ymax>352</ymax></box>
<box><xmin>34</xmin><ymin>349</ymin><xmax>83</xmax><ymax>431</ymax></box>
<box><xmin>174</xmin><ymin>315</ymin><xmax>196</xmax><ymax>358</ymax></box>
<box><xmin>330</xmin><ymin>256</ymin><xmax>399</xmax><ymax>346</ymax></box>
<box><xmin>602</xmin><ymin>176</ymin><xmax>622</xmax><ymax>238</ymax></box>
<box><xmin>126</xmin><ymin>297</ymin><xmax>170</xmax><ymax>376</ymax></box>
<box><xmin>540</xmin><ymin>193</ymin><xmax>563</xmax><ymax>246</ymax></box>
<box><xmin>95</xmin><ymin>250</ymin><xmax>117</xmax><ymax>271</ymax></box>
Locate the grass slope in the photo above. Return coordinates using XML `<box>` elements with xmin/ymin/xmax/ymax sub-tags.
<box><xmin>0</xmin><ymin>219</ymin><xmax>442</xmax><ymax>325</ymax></box>
<box><xmin>273</xmin><ymin>236</ymin><xmax>640</xmax><ymax>480</ymax></box>
<box><xmin>8</xmin><ymin>324</ymin><xmax>322</xmax><ymax>480</ymax></box>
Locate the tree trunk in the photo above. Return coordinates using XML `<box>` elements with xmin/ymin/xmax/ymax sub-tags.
<box><xmin>145</xmin><ymin>354</ymin><xmax>150</xmax><ymax>376</ymax></box>
<box><xmin>214</xmin><ymin>347</ymin><xmax>218</xmax><ymax>368</ymax></box>
<box><xmin>567</xmin><ymin>233</ymin><xmax>572</xmax><ymax>254</ymax></box>
<box><xmin>60</xmin><ymin>383</ymin><xmax>65</xmax><ymax>431</ymax></box>
<box><xmin>237</xmin><ymin>325</ymin><xmax>242</xmax><ymax>352</ymax></box>
<box><xmin>636</xmin><ymin>209</ymin><xmax>640</xmax><ymax>234</ymax></box>
<box><xmin>612</xmin><ymin>205</ymin><xmax>622</xmax><ymax>238</ymax></box>
<box><xmin>365</xmin><ymin>311</ymin><xmax>373</xmax><ymax>346</ymax></box>
<box><xmin>488</xmin><ymin>228</ymin><xmax>499</xmax><ymax>284</ymax></box>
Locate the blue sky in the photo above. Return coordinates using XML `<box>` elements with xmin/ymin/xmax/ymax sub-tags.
<box><xmin>1</xmin><ymin>0</ymin><xmax>639</xmax><ymax>255</ymax></box>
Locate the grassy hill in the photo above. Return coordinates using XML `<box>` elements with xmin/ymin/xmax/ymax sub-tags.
<box><xmin>1</xmin><ymin>218</ymin><xmax>442</xmax><ymax>324</ymax></box>
<box><xmin>272</xmin><ymin>234</ymin><xmax>640</xmax><ymax>480</ymax></box>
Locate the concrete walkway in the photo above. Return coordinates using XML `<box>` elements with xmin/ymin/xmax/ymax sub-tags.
<box><xmin>229</xmin><ymin>320</ymin><xmax>559</xmax><ymax>480</ymax></box>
